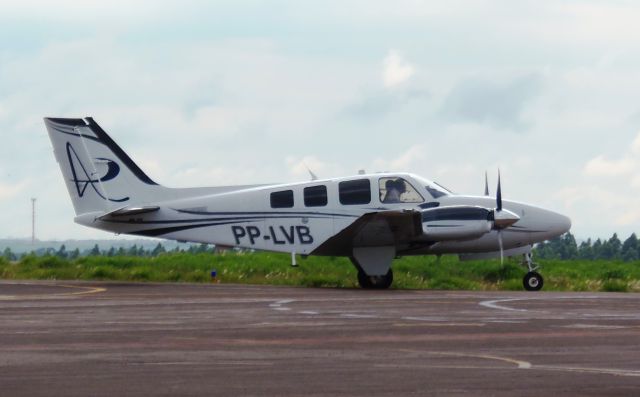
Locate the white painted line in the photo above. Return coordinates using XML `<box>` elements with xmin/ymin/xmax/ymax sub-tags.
<box><xmin>486</xmin><ymin>320</ymin><xmax>527</xmax><ymax>324</ymax></box>
<box><xmin>402</xmin><ymin>316</ymin><xmax>447</xmax><ymax>322</ymax></box>
<box><xmin>538</xmin><ymin>365</ymin><xmax>640</xmax><ymax>377</ymax></box>
<box><xmin>479</xmin><ymin>298</ymin><xmax>528</xmax><ymax>312</ymax></box>
<box><xmin>299</xmin><ymin>311</ymin><xmax>319</xmax><ymax>315</ymax></box>
<box><xmin>268</xmin><ymin>299</ymin><xmax>294</xmax><ymax>308</ymax></box>
<box><xmin>560</xmin><ymin>324</ymin><xmax>628</xmax><ymax>330</ymax></box>
<box><xmin>340</xmin><ymin>313</ymin><xmax>379</xmax><ymax>319</ymax></box>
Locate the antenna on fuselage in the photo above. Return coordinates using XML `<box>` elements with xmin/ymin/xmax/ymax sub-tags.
<box><xmin>305</xmin><ymin>164</ymin><xmax>318</xmax><ymax>181</ymax></box>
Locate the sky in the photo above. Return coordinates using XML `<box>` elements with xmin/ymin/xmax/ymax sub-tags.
<box><xmin>1</xmin><ymin>0</ymin><xmax>640</xmax><ymax>241</ymax></box>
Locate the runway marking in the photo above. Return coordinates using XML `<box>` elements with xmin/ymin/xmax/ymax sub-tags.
<box><xmin>479</xmin><ymin>298</ymin><xmax>529</xmax><ymax>312</ymax></box>
<box><xmin>560</xmin><ymin>323</ymin><xmax>629</xmax><ymax>330</ymax></box>
<box><xmin>0</xmin><ymin>283</ymin><xmax>106</xmax><ymax>300</ymax></box>
<box><xmin>269</xmin><ymin>299</ymin><xmax>294</xmax><ymax>311</ymax></box>
<box><xmin>408</xmin><ymin>351</ymin><xmax>640</xmax><ymax>378</ymax></box>
<box><xmin>394</xmin><ymin>322</ymin><xmax>485</xmax><ymax>327</ymax></box>
<box><xmin>340</xmin><ymin>313</ymin><xmax>378</xmax><ymax>319</ymax></box>
<box><xmin>401</xmin><ymin>316</ymin><xmax>447</xmax><ymax>322</ymax></box>
<box><xmin>536</xmin><ymin>365</ymin><xmax>640</xmax><ymax>377</ymax></box>
<box><xmin>430</xmin><ymin>351</ymin><xmax>532</xmax><ymax>369</ymax></box>
<box><xmin>299</xmin><ymin>311</ymin><xmax>319</xmax><ymax>315</ymax></box>
<box><xmin>131</xmin><ymin>361</ymin><xmax>273</xmax><ymax>367</ymax></box>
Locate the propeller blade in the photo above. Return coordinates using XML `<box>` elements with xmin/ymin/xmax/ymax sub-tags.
<box><xmin>498</xmin><ymin>230</ymin><xmax>504</xmax><ymax>265</ymax></box>
<box><xmin>496</xmin><ymin>170</ymin><xmax>502</xmax><ymax>212</ymax></box>
<box><xmin>484</xmin><ymin>171</ymin><xmax>489</xmax><ymax>196</ymax></box>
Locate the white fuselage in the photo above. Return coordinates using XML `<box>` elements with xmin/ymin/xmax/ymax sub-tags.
<box><xmin>77</xmin><ymin>172</ymin><xmax>571</xmax><ymax>257</ymax></box>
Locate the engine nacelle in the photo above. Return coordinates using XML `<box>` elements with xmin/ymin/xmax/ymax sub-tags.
<box><xmin>420</xmin><ymin>205</ymin><xmax>493</xmax><ymax>241</ymax></box>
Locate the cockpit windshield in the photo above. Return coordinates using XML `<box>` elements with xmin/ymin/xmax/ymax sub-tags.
<box><xmin>413</xmin><ymin>176</ymin><xmax>452</xmax><ymax>198</ymax></box>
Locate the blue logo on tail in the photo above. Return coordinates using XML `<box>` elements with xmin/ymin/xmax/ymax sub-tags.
<box><xmin>66</xmin><ymin>142</ymin><xmax>129</xmax><ymax>202</ymax></box>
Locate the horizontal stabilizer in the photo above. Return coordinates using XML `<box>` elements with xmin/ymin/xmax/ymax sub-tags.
<box><xmin>98</xmin><ymin>206</ymin><xmax>160</xmax><ymax>219</ymax></box>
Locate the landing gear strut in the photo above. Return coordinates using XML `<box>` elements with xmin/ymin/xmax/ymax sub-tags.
<box><xmin>521</xmin><ymin>253</ymin><xmax>543</xmax><ymax>291</ymax></box>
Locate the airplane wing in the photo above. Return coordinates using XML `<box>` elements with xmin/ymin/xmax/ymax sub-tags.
<box><xmin>98</xmin><ymin>206</ymin><xmax>160</xmax><ymax>220</ymax></box>
<box><xmin>311</xmin><ymin>210</ymin><xmax>423</xmax><ymax>256</ymax></box>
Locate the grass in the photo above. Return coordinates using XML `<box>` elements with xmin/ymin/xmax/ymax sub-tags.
<box><xmin>1</xmin><ymin>253</ymin><xmax>640</xmax><ymax>292</ymax></box>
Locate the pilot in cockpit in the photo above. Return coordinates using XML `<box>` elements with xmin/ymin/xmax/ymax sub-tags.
<box><xmin>383</xmin><ymin>179</ymin><xmax>405</xmax><ymax>203</ymax></box>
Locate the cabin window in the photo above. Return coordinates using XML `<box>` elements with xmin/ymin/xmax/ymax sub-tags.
<box><xmin>378</xmin><ymin>177</ymin><xmax>424</xmax><ymax>204</ymax></box>
<box><xmin>339</xmin><ymin>179</ymin><xmax>371</xmax><ymax>205</ymax></box>
<box><xmin>270</xmin><ymin>190</ymin><xmax>294</xmax><ymax>208</ymax></box>
<box><xmin>304</xmin><ymin>185</ymin><xmax>327</xmax><ymax>207</ymax></box>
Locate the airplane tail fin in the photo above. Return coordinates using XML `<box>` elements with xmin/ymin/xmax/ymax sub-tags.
<box><xmin>44</xmin><ymin>117</ymin><xmax>165</xmax><ymax>216</ymax></box>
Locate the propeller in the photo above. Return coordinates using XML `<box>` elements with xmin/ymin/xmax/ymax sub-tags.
<box><xmin>490</xmin><ymin>170</ymin><xmax>519</xmax><ymax>264</ymax></box>
<box><xmin>496</xmin><ymin>170</ymin><xmax>502</xmax><ymax>211</ymax></box>
<box><xmin>484</xmin><ymin>171</ymin><xmax>489</xmax><ymax>196</ymax></box>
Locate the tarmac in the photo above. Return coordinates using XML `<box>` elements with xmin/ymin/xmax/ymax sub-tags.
<box><xmin>0</xmin><ymin>280</ymin><xmax>639</xmax><ymax>396</ymax></box>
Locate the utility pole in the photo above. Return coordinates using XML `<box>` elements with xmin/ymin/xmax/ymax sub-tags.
<box><xmin>31</xmin><ymin>198</ymin><xmax>36</xmax><ymax>244</ymax></box>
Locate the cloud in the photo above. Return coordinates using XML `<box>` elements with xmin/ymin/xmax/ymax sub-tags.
<box><xmin>439</xmin><ymin>74</ymin><xmax>542</xmax><ymax>131</ymax></box>
<box><xmin>341</xmin><ymin>88</ymin><xmax>429</xmax><ymax>120</ymax></box>
<box><xmin>583</xmin><ymin>130</ymin><xmax>640</xmax><ymax>178</ymax></box>
<box><xmin>0</xmin><ymin>180</ymin><xmax>28</xmax><ymax>200</ymax></box>
<box><xmin>371</xmin><ymin>144</ymin><xmax>427</xmax><ymax>173</ymax></box>
<box><xmin>632</xmin><ymin>130</ymin><xmax>640</xmax><ymax>155</ymax></box>
<box><xmin>583</xmin><ymin>155</ymin><xmax>635</xmax><ymax>177</ymax></box>
<box><xmin>382</xmin><ymin>50</ymin><xmax>414</xmax><ymax>88</ymax></box>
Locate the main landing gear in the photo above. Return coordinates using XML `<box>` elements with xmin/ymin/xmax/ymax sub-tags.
<box><xmin>521</xmin><ymin>253</ymin><xmax>543</xmax><ymax>291</ymax></box>
<box><xmin>357</xmin><ymin>268</ymin><xmax>394</xmax><ymax>289</ymax></box>
<box><xmin>350</xmin><ymin>246</ymin><xmax>396</xmax><ymax>289</ymax></box>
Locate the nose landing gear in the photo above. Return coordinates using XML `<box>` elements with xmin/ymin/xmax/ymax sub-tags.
<box><xmin>521</xmin><ymin>253</ymin><xmax>544</xmax><ymax>291</ymax></box>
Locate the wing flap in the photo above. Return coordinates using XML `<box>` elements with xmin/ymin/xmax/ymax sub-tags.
<box><xmin>311</xmin><ymin>210</ymin><xmax>423</xmax><ymax>256</ymax></box>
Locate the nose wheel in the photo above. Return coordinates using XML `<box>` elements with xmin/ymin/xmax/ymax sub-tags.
<box><xmin>523</xmin><ymin>271</ymin><xmax>544</xmax><ymax>291</ymax></box>
<box><xmin>521</xmin><ymin>253</ymin><xmax>544</xmax><ymax>291</ymax></box>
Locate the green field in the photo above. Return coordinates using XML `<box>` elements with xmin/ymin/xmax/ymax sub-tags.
<box><xmin>2</xmin><ymin>252</ymin><xmax>640</xmax><ymax>292</ymax></box>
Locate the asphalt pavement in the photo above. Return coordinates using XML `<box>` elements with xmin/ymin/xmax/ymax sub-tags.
<box><xmin>0</xmin><ymin>281</ymin><xmax>639</xmax><ymax>396</ymax></box>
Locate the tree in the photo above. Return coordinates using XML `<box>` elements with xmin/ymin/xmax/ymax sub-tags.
<box><xmin>597</xmin><ymin>233</ymin><xmax>621</xmax><ymax>260</ymax></box>
<box><xmin>592</xmin><ymin>239</ymin><xmax>603</xmax><ymax>259</ymax></box>
<box><xmin>89</xmin><ymin>244</ymin><xmax>101</xmax><ymax>256</ymax></box>
<box><xmin>608</xmin><ymin>233</ymin><xmax>622</xmax><ymax>259</ymax></box>
<box><xmin>622</xmin><ymin>246</ymin><xmax>639</xmax><ymax>262</ymax></box>
<box><xmin>2</xmin><ymin>247</ymin><xmax>16</xmax><ymax>261</ymax></box>
<box><xmin>561</xmin><ymin>232</ymin><xmax>578</xmax><ymax>259</ymax></box>
<box><xmin>578</xmin><ymin>238</ymin><xmax>593</xmax><ymax>260</ymax></box>
<box><xmin>151</xmin><ymin>243</ymin><xmax>165</xmax><ymax>256</ymax></box>
<box><xmin>56</xmin><ymin>244</ymin><xmax>68</xmax><ymax>259</ymax></box>
<box><xmin>621</xmin><ymin>233</ymin><xmax>639</xmax><ymax>262</ymax></box>
<box><xmin>128</xmin><ymin>245</ymin><xmax>139</xmax><ymax>256</ymax></box>
<box><xmin>69</xmin><ymin>248</ymin><xmax>80</xmax><ymax>260</ymax></box>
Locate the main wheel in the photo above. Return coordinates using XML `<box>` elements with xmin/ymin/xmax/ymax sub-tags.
<box><xmin>523</xmin><ymin>271</ymin><xmax>544</xmax><ymax>291</ymax></box>
<box><xmin>357</xmin><ymin>269</ymin><xmax>393</xmax><ymax>289</ymax></box>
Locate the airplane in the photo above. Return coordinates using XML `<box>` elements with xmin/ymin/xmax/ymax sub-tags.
<box><xmin>44</xmin><ymin>117</ymin><xmax>571</xmax><ymax>291</ymax></box>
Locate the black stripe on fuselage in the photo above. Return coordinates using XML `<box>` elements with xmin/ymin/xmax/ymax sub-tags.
<box><xmin>101</xmin><ymin>213</ymin><xmax>342</xmax><ymax>226</ymax></box>
<box><xmin>129</xmin><ymin>220</ymin><xmax>252</xmax><ymax>237</ymax></box>
<box><xmin>173</xmin><ymin>209</ymin><xmax>359</xmax><ymax>218</ymax></box>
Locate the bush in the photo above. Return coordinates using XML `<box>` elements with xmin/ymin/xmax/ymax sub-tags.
<box><xmin>601</xmin><ymin>280</ymin><xmax>628</xmax><ymax>292</ymax></box>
